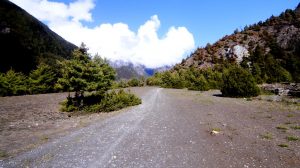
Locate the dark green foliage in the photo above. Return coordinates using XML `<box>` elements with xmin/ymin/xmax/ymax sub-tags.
<box><xmin>0</xmin><ymin>69</ymin><xmax>28</xmax><ymax>96</ymax></box>
<box><xmin>28</xmin><ymin>64</ymin><xmax>57</xmax><ymax>94</ymax></box>
<box><xmin>61</xmin><ymin>89</ymin><xmax>141</xmax><ymax>112</ymax></box>
<box><xmin>247</xmin><ymin>47</ymin><xmax>293</xmax><ymax>83</ymax></box>
<box><xmin>58</xmin><ymin>45</ymin><xmax>141</xmax><ymax>113</ymax></box>
<box><xmin>146</xmin><ymin>67</ymin><xmax>222</xmax><ymax>91</ymax></box>
<box><xmin>57</xmin><ymin>44</ymin><xmax>116</xmax><ymax>108</ymax></box>
<box><xmin>201</xmin><ymin>68</ymin><xmax>223</xmax><ymax>89</ymax></box>
<box><xmin>161</xmin><ymin>71</ymin><xmax>185</xmax><ymax>89</ymax></box>
<box><xmin>188</xmin><ymin>74</ymin><xmax>209</xmax><ymax>91</ymax></box>
<box><xmin>221</xmin><ymin>66</ymin><xmax>260</xmax><ymax>97</ymax></box>
<box><xmin>0</xmin><ymin>0</ymin><xmax>76</xmax><ymax>73</ymax></box>
<box><xmin>128</xmin><ymin>78</ymin><xmax>142</xmax><ymax>87</ymax></box>
<box><xmin>146</xmin><ymin>73</ymin><xmax>163</xmax><ymax>86</ymax></box>
<box><xmin>84</xmin><ymin>90</ymin><xmax>142</xmax><ymax>112</ymax></box>
<box><xmin>60</xmin><ymin>96</ymin><xmax>79</xmax><ymax>112</ymax></box>
<box><xmin>116</xmin><ymin>80</ymin><xmax>130</xmax><ymax>88</ymax></box>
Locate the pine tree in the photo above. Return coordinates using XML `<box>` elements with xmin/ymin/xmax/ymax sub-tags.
<box><xmin>2</xmin><ymin>69</ymin><xmax>28</xmax><ymax>96</ymax></box>
<box><xmin>56</xmin><ymin>44</ymin><xmax>116</xmax><ymax>108</ymax></box>
<box><xmin>221</xmin><ymin>66</ymin><xmax>260</xmax><ymax>97</ymax></box>
<box><xmin>29</xmin><ymin>63</ymin><xmax>57</xmax><ymax>94</ymax></box>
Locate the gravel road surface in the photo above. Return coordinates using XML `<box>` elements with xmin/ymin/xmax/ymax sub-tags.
<box><xmin>1</xmin><ymin>87</ymin><xmax>299</xmax><ymax>167</ymax></box>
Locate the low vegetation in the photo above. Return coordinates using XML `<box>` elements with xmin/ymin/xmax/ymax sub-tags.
<box><xmin>290</xmin><ymin>125</ymin><xmax>300</xmax><ymax>130</ymax></box>
<box><xmin>0</xmin><ymin>44</ymin><xmax>142</xmax><ymax>113</ymax></box>
<box><xmin>84</xmin><ymin>90</ymin><xmax>141</xmax><ymax>112</ymax></box>
<box><xmin>286</xmin><ymin>136</ymin><xmax>299</xmax><ymax>141</ymax></box>
<box><xmin>278</xmin><ymin>144</ymin><xmax>289</xmax><ymax>148</ymax></box>
<box><xmin>261</xmin><ymin>132</ymin><xmax>273</xmax><ymax>140</ymax></box>
<box><xmin>146</xmin><ymin>64</ymin><xmax>260</xmax><ymax>97</ymax></box>
<box><xmin>276</xmin><ymin>125</ymin><xmax>289</xmax><ymax>130</ymax></box>
<box><xmin>221</xmin><ymin>66</ymin><xmax>260</xmax><ymax>97</ymax></box>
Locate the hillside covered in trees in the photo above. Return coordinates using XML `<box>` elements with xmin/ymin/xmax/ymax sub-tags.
<box><xmin>0</xmin><ymin>0</ymin><xmax>77</xmax><ymax>73</ymax></box>
<box><xmin>175</xmin><ymin>3</ymin><xmax>300</xmax><ymax>83</ymax></box>
<box><xmin>147</xmin><ymin>4</ymin><xmax>300</xmax><ymax>97</ymax></box>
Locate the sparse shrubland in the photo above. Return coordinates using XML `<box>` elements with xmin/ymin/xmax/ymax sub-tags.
<box><xmin>0</xmin><ymin>44</ymin><xmax>142</xmax><ymax>113</ymax></box>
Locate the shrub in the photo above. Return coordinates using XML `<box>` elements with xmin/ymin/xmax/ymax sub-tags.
<box><xmin>84</xmin><ymin>89</ymin><xmax>142</xmax><ymax>112</ymax></box>
<box><xmin>0</xmin><ymin>69</ymin><xmax>28</xmax><ymax>96</ymax></box>
<box><xmin>56</xmin><ymin>44</ymin><xmax>115</xmax><ymax>108</ymax></box>
<box><xmin>161</xmin><ymin>71</ymin><xmax>185</xmax><ymax>89</ymax></box>
<box><xmin>188</xmin><ymin>74</ymin><xmax>209</xmax><ymax>91</ymax></box>
<box><xmin>128</xmin><ymin>78</ymin><xmax>142</xmax><ymax>87</ymax></box>
<box><xmin>28</xmin><ymin>63</ymin><xmax>57</xmax><ymax>94</ymax></box>
<box><xmin>116</xmin><ymin>80</ymin><xmax>129</xmax><ymax>88</ymax></box>
<box><xmin>146</xmin><ymin>73</ymin><xmax>163</xmax><ymax>86</ymax></box>
<box><xmin>221</xmin><ymin>66</ymin><xmax>260</xmax><ymax>97</ymax></box>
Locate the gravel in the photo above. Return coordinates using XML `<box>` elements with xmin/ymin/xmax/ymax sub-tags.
<box><xmin>1</xmin><ymin>87</ymin><xmax>299</xmax><ymax>167</ymax></box>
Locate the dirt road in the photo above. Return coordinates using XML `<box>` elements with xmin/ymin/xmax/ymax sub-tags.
<box><xmin>1</xmin><ymin>87</ymin><xmax>299</xmax><ymax>167</ymax></box>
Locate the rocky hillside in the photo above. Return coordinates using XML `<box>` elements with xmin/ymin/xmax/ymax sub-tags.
<box><xmin>176</xmin><ymin>3</ymin><xmax>300</xmax><ymax>82</ymax></box>
<box><xmin>0</xmin><ymin>0</ymin><xmax>77</xmax><ymax>73</ymax></box>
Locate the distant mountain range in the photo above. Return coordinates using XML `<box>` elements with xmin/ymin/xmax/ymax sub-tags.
<box><xmin>175</xmin><ymin>3</ymin><xmax>300</xmax><ymax>82</ymax></box>
<box><xmin>109</xmin><ymin>60</ymin><xmax>170</xmax><ymax>80</ymax></box>
<box><xmin>0</xmin><ymin>0</ymin><xmax>77</xmax><ymax>73</ymax></box>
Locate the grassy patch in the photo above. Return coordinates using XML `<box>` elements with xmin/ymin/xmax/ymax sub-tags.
<box><xmin>0</xmin><ymin>150</ymin><xmax>8</xmax><ymax>158</ymax></box>
<box><xmin>40</xmin><ymin>135</ymin><xmax>49</xmax><ymax>142</ymax></box>
<box><xmin>261</xmin><ymin>132</ymin><xmax>273</xmax><ymax>140</ymax></box>
<box><xmin>290</xmin><ymin>125</ymin><xmax>300</xmax><ymax>130</ymax></box>
<box><xmin>287</xmin><ymin>114</ymin><xmax>294</xmax><ymax>118</ymax></box>
<box><xmin>212</xmin><ymin>127</ymin><xmax>221</xmax><ymax>132</ymax></box>
<box><xmin>286</xmin><ymin>136</ymin><xmax>299</xmax><ymax>141</ymax></box>
<box><xmin>276</xmin><ymin>125</ymin><xmax>289</xmax><ymax>130</ymax></box>
<box><xmin>278</xmin><ymin>144</ymin><xmax>289</xmax><ymax>148</ymax></box>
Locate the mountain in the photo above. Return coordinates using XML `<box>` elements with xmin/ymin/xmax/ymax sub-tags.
<box><xmin>0</xmin><ymin>0</ymin><xmax>77</xmax><ymax>73</ymax></box>
<box><xmin>109</xmin><ymin>60</ymin><xmax>171</xmax><ymax>80</ymax></box>
<box><xmin>175</xmin><ymin>4</ymin><xmax>300</xmax><ymax>82</ymax></box>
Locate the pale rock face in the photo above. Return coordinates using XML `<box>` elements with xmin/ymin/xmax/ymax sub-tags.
<box><xmin>233</xmin><ymin>45</ymin><xmax>249</xmax><ymax>63</ymax></box>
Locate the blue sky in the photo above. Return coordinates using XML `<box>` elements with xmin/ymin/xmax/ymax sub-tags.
<box><xmin>82</xmin><ymin>0</ymin><xmax>299</xmax><ymax>47</ymax></box>
<box><xmin>11</xmin><ymin>0</ymin><xmax>300</xmax><ymax>67</ymax></box>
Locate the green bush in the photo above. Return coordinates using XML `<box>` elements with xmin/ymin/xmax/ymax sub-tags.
<box><xmin>221</xmin><ymin>66</ymin><xmax>260</xmax><ymax>97</ymax></box>
<box><xmin>146</xmin><ymin>73</ymin><xmax>162</xmax><ymax>86</ymax></box>
<box><xmin>128</xmin><ymin>78</ymin><xmax>142</xmax><ymax>87</ymax></box>
<box><xmin>60</xmin><ymin>89</ymin><xmax>141</xmax><ymax>113</ymax></box>
<box><xmin>28</xmin><ymin>63</ymin><xmax>57</xmax><ymax>94</ymax></box>
<box><xmin>59</xmin><ymin>96</ymin><xmax>79</xmax><ymax>112</ymax></box>
<box><xmin>0</xmin><ymin>69</ymin><xmax>28</xmax><ymax>96</ymax></box>
<box><xmin>188</xmin><ymin>74</ymin><xmax>209</xmax><ymax>91</ymax></box>
<box><xmin>161</xmin><ymin>71</ymin><xmax>185</xmax><ymax>89</ymax></box>
<box><xmin>56</xmin><ymin>44</ymin><xmax>115</xmax><ymax>108</ymax></box>
<box><xmin>116</xmin><ymin>80</ymin><xmax>129</xmax><ymax>88</ymax></box>
<box><xmin>84</xmin><ymin>89</ymin><xmax>142</xmax><ymax>112</ymax></box>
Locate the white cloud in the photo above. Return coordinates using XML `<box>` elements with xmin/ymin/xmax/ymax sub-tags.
<box><xmin>10</xmin><ymin>0</ymin><xmax>195</xmax><ymax>68</ymax></box>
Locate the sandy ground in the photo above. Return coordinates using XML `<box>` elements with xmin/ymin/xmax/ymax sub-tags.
<box><xmin>0</xmin><ymin>87</ymin><xmax>299</xmax><ymax>167</ymax></box>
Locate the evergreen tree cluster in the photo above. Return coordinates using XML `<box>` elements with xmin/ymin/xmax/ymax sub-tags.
<box><xmin>146</xmin><ymin>64</ymin><xmax>260</xmax><ymax>98</ymax></box>
<box><xmin>0</xmin><ymin>64</ymin><xmax>58</xmax><ymax>96</ymax></box>
<box><xmin>0</xmin><ymin>44</ymin><xmax>141</xmax><ymax>112</ymax></box>
<box><xmin>146</xmin><ymin>67</ymin><xmax>223</xmax><ymax>91</ymax></box>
